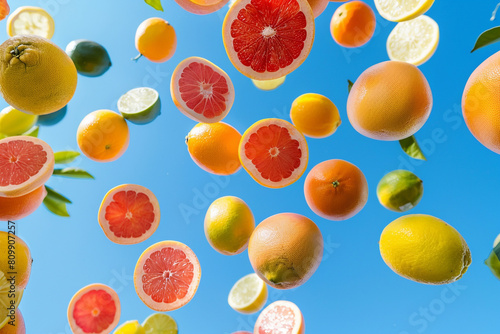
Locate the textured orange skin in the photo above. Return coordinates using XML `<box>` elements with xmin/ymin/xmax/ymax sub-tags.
<box><xmin>0</xmin><ymin>185</ymin><xmax>46</xmax><ymax>221</ymax></box>
<box><xmin>304</xmin><ymin>159</ymin><xmax>368</xmax><ymax>221</ymax></box>
<box><xmin>462</xmin><ymin>51</ymin><xmax>500</xmax><ymax>154</ymax></box>
<box><xmin>248</xmin><ymin>213</ymin><xmax>323</xmax><ymax>290</ymax></box>
<box><xmin>173</xmin><ymin>0</ymin><xmax>229</xmax><ymax>15</ymax></box>
<box><xmin>0</xmin><ymin>309</ymin><xmax>25</xmax><ymax>334</ymax></box>
<box><xmin>135</xmin><ymin>18</ymin><xmax>176</xmax><ymax>63</ymax></box>
<box><xmin>330</xmin><ymin>1</ymin><xmax>376</xmax><ymax>48</ymax></box>
<box><xmin>0</xmin><ymin>232</ymin><xmax>31</xmax><ymax>289</ymax></box>
<box><xmin>0</xmin><ymin>0</ymin><xmax>10</xmax><ymax>21</ymax></box>
<box><xmin>347</xmin><ymin>61</ymin><xmax>432</xmax><ymax>141</ymax></box>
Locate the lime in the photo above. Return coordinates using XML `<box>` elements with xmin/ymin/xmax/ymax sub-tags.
<box><xmin>485</xmin><ymin>234</ymin><xmax>500</xmax><ymax>280</ymax></box>
<box><xmin>142</xmin><ymin>313</ymin><xmax>177</xmax><ymax>334</ymax></box>
<box><xmin>113</xmin><ymin>320</ymin><xmax>145</xmax><ymax>334</ymax></box>
<box><xmin>66</xmin><ymin>40</ymin><xmax>112</xmax><ymax>77</ymax></box>
<box><xmin>377</xmin><ymin>170</ymin><xmax>423</xmax><ymax>212</ymax></box>
<box><xmin>228</xmin><ymin>273</ymin><xmax>268</xmax><ymax>314</ymax></box>
<box><xmin>251</xmin><ymin>76</ymin><xmax>286</xmax><ymax>91</ymax></box>
<box><xmin>118</xmin><ymin>87</ymin><xmax>161</xmax><ymax>124</ymax></box>
<box><xmin>0</xmin><ymin>106</ymin><xmax>38</xmax><ymax>136</ymax></box>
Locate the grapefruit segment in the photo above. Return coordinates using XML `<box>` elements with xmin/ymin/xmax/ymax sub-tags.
<box><xmin>254</xmin><ymin>300</ymin><xmax>305</xmax><ymax>334</ymax></box>
<box><xmin>171</xmin><ymin>57</ymin><xmax>234</xmax><ymax>123</ymax></box>
<box><xmin>134</xmin><ymin>241</ymin><xmax>201</xmax><ymax>312</ymax></box>
<box><xmin>98</xmin><ymin>184</ymin><xmax>160</xmax><ymax>245</ymax></box>
<box><xmin>0</xmin><ymin>136</ymin><xmax>54</xmax><ymax>197</ymax></box>
<box><xmin>239</xmin><ymin>119</ymin><xmax>308</xmax><ymax>188</ymax></box>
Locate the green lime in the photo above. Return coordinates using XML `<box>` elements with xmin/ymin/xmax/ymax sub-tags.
<box><xmin>118</xmin><ymin>87</ymin><xmax>161</xmax><ymax>124</ymax></box>
<box><xmin>142</xmin><ymin>313</ymin><xmax>177</xmax><ymax>334</ymax></box>
<box><xmin>485</xmin><ymin>234</ymin><xmax>500</xmax><ymax>280</ymax></box>
<box><xmin>0</xmin><ymin>106</ymin><xmax>38</xmax><ymax>136</ymax></box>
<box><xmin>377</xmin><ymin>170</ymin><xmax>423</xmax><ymax>212</ymax></box>
<box><xmin>66</xmin><ymin>40</ymin><xmax>112</xmax><ymax>77</ymax></box>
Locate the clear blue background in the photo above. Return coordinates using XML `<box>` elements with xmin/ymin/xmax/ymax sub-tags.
<box><xmin>2</xmin><ymin>0</ymin><xmax>500</xmax><ymax>333</ymax></box>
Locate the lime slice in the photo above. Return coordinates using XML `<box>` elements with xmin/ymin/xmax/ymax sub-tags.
<box><xmin>118</xmin><ymin>87</ymin><xmax>161</xmax><ymax>125</ymax></box>
<box><xmin>374</xmin><ymin>0</ymin><xmax>434</xmax><ymax>22</ymax></box>
<box><xmin>228</xmin><ymin>273</ymin><xmax>268</xmax><ymax>314</ymax></box>
<box><xmin>142</xmin><ymin>313</ymin><xmax>178</xmax><ymax>334</ymax></box>
<box><xmin>7</xmin><ymin>6</ymin><xmax>55</xmax><ymax>39</ymax></box>
<box><xmin>387</xmin><ymin>15</ymin><xmax>439</xmax><ymax>66</ymax></box>
<box><xmin>0</xmin><ymin>106</ymin><xmax>38</xmax><ymax>136</ymax></box>
<box><xmin>113</xmin><ymin>320</ymin><xmax>146</xmax><ymax>334</ymax></box>
<box><xmin>252</xmin><ymin>76</ymin><xmax>286</xmax><ymax>91</ymax></box>
<box><xmin>0</xmin><ymin>271</ymin><xmax>24</xmax><ymax>329</ymax></box>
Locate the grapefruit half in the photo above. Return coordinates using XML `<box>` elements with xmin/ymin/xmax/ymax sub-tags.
<box><xmin>134</xmin><ymin>241</ymin><xmax>201</xmax><ymax>312</ymax></box>
<box><xmin>254</xmin><ymin>300</ymin><xmax>305</xmax><ymax>334</ymax></box>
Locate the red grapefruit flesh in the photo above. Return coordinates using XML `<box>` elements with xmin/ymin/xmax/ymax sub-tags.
<box><xmin>239</xmin><ymin>119</ymin><xmax>308</xmax><ymax>188</ymax></box>
<box><xmin>171</xmin><ymin>57</ymin><xmax>235</xmax><ymax>123</ymax></box>
<box><xmin>254</xmin><ymin>301</ymin><xmax>305</xmax><ymax>334</ymax></box>
<box><xmin>98</xmin><ymin>184</ymin><xmax>160</xmax><ymax>245</ymax></box>
<box><xmin>134</xmin><ymin>240</ymin><xmax>201</xmax><ymax>312</ymax></box>
<box><xmin>67</xmin><ymin>284</ymin><xmax>121</xmax><ymax>334</ymax></box>
<box><xmin>0</xmin><ymin>136</ymin><xmax>54</xmax><ymax>197</ymax></box>
<box><xmin>222</xmin><ymin>0</ymin><xmax>315</xmax><ymax>80</ymax></box>
<box><xmin>174</xmin><ymin>0</ymin><xmax>230</xmax><ymax>14</ymax></box>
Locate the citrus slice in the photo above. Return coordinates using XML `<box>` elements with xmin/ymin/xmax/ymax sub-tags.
<box><xmin>252</xmin><ymin>76</ymin><xmax>286</xmax><ymax>91</ymax></box>
<box><xmin>239</xmin><ymin>119</ymin><xmax>308</xmax><ymax>188</ymax></box>
<box><xmin>113</xmin><ymin>320</ymin><xmax>145</xmax><ymax>334</ymax></box>
<box><xmin>174</xmin><ymin>0</ymin><xmax>230</xmax><ymax>14</ymax></box>
<box><xmin>0</xmin><ymin>106</ymin><xmax>38</xmax><ymax>136</ymax></box>
<box><xmin>222</xmin><ymin>0</ymin><xmax>315</xmax><ymax>80</ymax></box>
<box><xmin>118</xmin><ymin>88</ymin><xmax>161</xmax><ymax>125</ymax></box>
<box><xmin>387</xmin><ymin>15</ymin><xmax>439</xmax><ymax>66</ymax></box>
<box><xmin>134</xmin><ymin>241</ymin><xmax>201</xmax><ymax>312</ymax></box>
<box><xmin>142</xmin><ymin>313</ymin><xmax>178</xmax><ymax>334</ymax></box>
<box><xmin>0</xmin><ymin>136</ymin><xmax>55</xmax><ymax>197</ymax></box>
<box><xmin>171</xmin><ymin>57</ymin><xmax>234</xmax><ymax>123</ymax></box>
<box><xmin>7</xmin><ymin>6</ymin><xmax>55</xmax><ymax>39</ymax></box>
<box><xmin>228</xmin><ymin>273</ymin><xmax>268</xmax><ymax>314</ymax></box>
<box><xmin>254</xmin><ymin>300</ymin><xmax>305</xmax><ymax>334</ymax></box>
<box><xmin>0</xmin><ymin>271</ymin><xmax>24</xmax><ymax>329</ymax></box>
<box><xmin>374</xmin><ymin>0</ymin><xmax>434</xmax><ymax>22</ymax></box>
<box><xmin>67</xmin><ymin>284</ymin><xmax>121</xmax><ymax>334</ymax></box>
<box><xmin>98</xmin><ymin>184</ymin><xmax>161</xmax><ymax>245</ymax></box>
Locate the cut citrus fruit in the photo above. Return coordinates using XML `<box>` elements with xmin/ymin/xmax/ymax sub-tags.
<box><xmin>98</xmin><ymin>184</ymin><xmax>161</xmax><ymax>245</ymax></box>
<box><xmin>113</xmin><ymin>320</ymin><xmax>145</xmax><ymax>334</ymax></box>
<box><xmin>171</xmin><ymin>57</ymin><xmax>234</xmax><ymax>123</ymax></box>
<box><xmin>0</xmin><ymin>271</ymin><xmax>24</xmax><ymax>330</ymax></box>
<box><xmin>374</xmin><ymin>0</ymin><xmax>434</xmax><ymax>22</ymax></box>
<box><xmin>0</xmin><ymin>136</ymin><xmax>54</xmax><ymax>197</ymax></box>
<box><xmin>254</xmin><ymin>300</ymin><xmax>305</xmax><ymax>334</ymax></box>
<box><xmin>142</xmin><ymin>313</ymin><xmax>178</xmax><ymax>334</ymax></box>
<box><xmin>67</xmin><ymin>283</ymin><xmax>121</xmax><ymax>334</ymax></box>
<box><xmin>7</xmin><ymin>6</ymin><xmax>55</xmax><ymax>39</ymax></box>
<box><xmin>222</xmin><ymin>0</ymin><xmax>315</xmax><ymax>80</ymax></box>
<box><xmin>173</xmin><ymin>0</ymin><xmax>230</xmax><ymax>14</ymax></box>
<box><xmin>387</xmin><ymin>15</ymin><xmax>439</xmax><ymax>66</ymax></box>
<box><xmin>118</xmin><ymin>87</ymin><xmax>161</xmax><ymax>125</ymax></box>
<box><xmin>134</xmin><ymin>241</ymin><xmax>201</xmax><ymax>312</ymax></box>
<box><xmin>239</xmin><ymin>119</ymin><xmax>308</xmax><ymax>188</ymax></box>
<box><xmin>252</xmin><ymin>76</ymin><xmax>286</xmax><ymax>91</ymax></box>
<box><xmin>228</xmin><ymin>273</ymin><xmax>267</xmax><ymax>314</ymax></box>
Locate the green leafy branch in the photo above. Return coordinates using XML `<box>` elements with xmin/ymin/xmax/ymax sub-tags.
<box><xmin>470</xmin><ymin>3</ymin><xmax>500</xmax><ymax>52</ymax></box>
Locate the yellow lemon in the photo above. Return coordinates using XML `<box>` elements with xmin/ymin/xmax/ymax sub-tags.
<box><xmin>374</xmin><ymin>0</ymin><xmax>434</xmax><ymax>22</ymax></box>
<box><xmin>7</xmin><ymin>6</ymin><xmax>55</xmax><ymax>39</ymax></box>
<box><xmin>228</xmin><ymin>273</ymin><xmax>268</xmax><ymax>314</ymax></box>
<box><xmin>113</xmin><ymin>320</ymin><xmax>145</xmax><ymax>334</ymax></box>
<box><xmin>290</xmin><ymin>93</ymin><xmax>341</xmax><ymax>138</ymax></box>
<box><xmin>0</xmin><ymin>106</ymin><xmax>38</xmax><ymax>136</ymax></box>
<box><xmin>252</xmin><ymin>76</ymin><xmax>286</xmax><ymax>91</ymax></box>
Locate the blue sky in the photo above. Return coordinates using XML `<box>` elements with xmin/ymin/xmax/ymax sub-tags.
<box><xmin>3</xmin><ymin>0</ymin><xmax>500</xmax><ymax>333</ymax></box>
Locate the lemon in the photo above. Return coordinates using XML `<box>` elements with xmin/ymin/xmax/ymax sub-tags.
<box><xmin>142</xmin><ymin>313</ymin><xmax>177</xmax><ymax>334</ymax></box>
<box><xmin>114</xmin><ymin>320</ymin><xmax>145</xmax><ymax>334</ymax></box>
<box><xmin>0</xmin><ymin>106</ymin><xmax>38</xmax><ymax>136</ymax></box>
<box><xmin>252</xmin><ymin>76</ymin><xmax>286</xmax><ymax>91</ymax></box>
<box><xmin>374</xmin><ymin>0</ymin><xmax>434</xmax><ymax>22</ymax></box>
<box><xmin>204</xmin><ymin>196</ymin><xmax>255</xmax><ymax>255</ymax></box>
<box><xmin>66</xmin><ymin>40</ymin><xmax>112</xmax><ymax>77</ymax></box>
<box><xmin>0</xmin><ymin>271</ymin><xmax>24</xmax><ymax>329</ymax></box>
<box><xmin>290</xmin><ymin>93</ymin><xmax>341</xmax><ymax>138</ymax></box>
<box><xmin>7</xmin><ymin>6</ymin><xmax>55</xmax><ymax>39</ymax></box>
<box><xmin>387</xmin><ymin>15</ymin><xmax>439</xmax><ymax>66</ymax></box>
<box><xmin>380</xmin><ymin>214</ymin><xmax>471</xmax><ymax>285</ymax></box>
<box><xmin>228</xmin><ymin>273</ymin><xmax>268</xmax><ymax>314</ymax></box>
<box><xmin>377</xmin><ymin>170</ymin><xmax>423</xmax><ymax>212</ymax></box>
<box><xmin>118</xmin><ymin>87</ymin><xmax>161</xmax><ymax>124</ymax></box>
<box><xmin>485</xmin><ymin>234</ymin><xmax>500</xmax><ymax>281</ymax></box>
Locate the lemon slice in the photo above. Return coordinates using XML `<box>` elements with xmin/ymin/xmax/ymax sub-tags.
<box><xmin>7</xmin><ymin>6</ymin><xmax>55</xmax><ymax>39</ymax></box>
<box><xmin>113</xmin><ymin>320</ymin><xmax>145</xmax><ymax>334</ymax></box>
<box><xmin>252</xmin><ymin>76</ymin><xmax>286</xmax><ymax>91</ymax></box>
<box><xmin>118</xmin><ymin>87</ymin><xmax>161</xmax><ymax>125</ymax></box>
<box><xmin>374</xmin><ymin>0</ymin><xmax>434</xmax><ymax>22</ymax></box>
<box><xmin>387</xmin><ymin>15</ymin><xmax>439</xmax><ymax>66</ymax></box>
<box><xmin>142</xmin><ymin>313</ymin><xmax>177</xmax><ymax>334</ymax></box>
<box><xmin>228</xmin><ymin>273</ymin><xmax>268</xmax><ymax>314</ymax></box>
<box><xmin>0</xmin><ymin>271</ymin><xmax>24</xmax><ymax>329</ymax></box>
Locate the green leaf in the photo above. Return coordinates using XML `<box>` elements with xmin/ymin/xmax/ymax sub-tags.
<box><xmin>494</xmin><ymin>242</ymin><xmax>500</xmax><ymax>261</ymax></box>
<box><xmin>145</xmin><ymin>0</ymin><xmax>163</xmax><ymax>11</ymax></box>
<box><xmin>347</xmin><ymin>80</ymin><xmax>354</xmax><ymax>94</ymax></box>
<box><xmin>399</xmin><ymin>135</ymin><xmax>427</xmax><ymax>161</ymax></box>
<box><xmin>54</xmin><ymin>151</ymin><xmax>80</xmax><ymax>164</ymax></box>
<box><xmin>52</xmin><ymin>168</ymin><xmax>95</xmax><ymax>179</ymax></box>
<box><xmin>22</xmin><ymin>126</ymin><xmax>39</xmax><ymax>137</ymax></box>
<box><xmin>43</xmin><ymin>187</ymin><xmax>70</xmax><ymax>217</ymax></box>
<box><xmin>45</xmin><ymin>186</ymin><xmax>72</xmax><ymax>203</ymax></box>
<box><xmin>471</xmin><ymin>26</ymin><xmax>500</xmax><ymax>53</ymax></box>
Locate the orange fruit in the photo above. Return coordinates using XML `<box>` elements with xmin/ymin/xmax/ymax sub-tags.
<box><xmin>186</xmin><ymin>122</ymin><xmax>241</xmax><ymax>175</ymax></box>
<box><xmin>462</xmin><ymin>50</ymin><xmax>500</xmax><ymax>154</ymax></box>
<box><xmin>347</xmin><ymin>61</ymin><xmax>432</xmax><ymax>141</ymax></box>
<box><xmin>0</xmin><ymin>0</ymin><xmax>9</xmax><ymax>21</ymax></box>
<box><xmin>0</xmin><ymin>309</ymin><xmax>25</xmax><ymax>334</ymax></box>
<box><xmin>248</xmin><ymin>213</ymin><xmax>323</xmax><ymax>289</ymax></box>
<box><xmin>98</xmin><ymin>184</ymin><xmax>161</xmax><ymax>245</ymax></box>
<box><xmin>0</xmin><ymin>232</ymin><xmax>32</xmax><ymax>290</ymax></box>
<box><xmin>254</xmin><ymin>301</ymin><xmax>305</xmax><ymax>334</ymax></box>
<box><xmin>304</xmin><ymin>159</ymin><xmax>368</xmax><ymax>221</ymax></box>
<box><xmin>174</xmin><ymin>0</ymin><xmax>229</xmax><ymax>14</ymax></box>
<box><xmin>308</xmin><ymin>0</ymin><xmax>329</xmax><ymax>17</ymax></box>
<box><xmin>135</xmin><ymin>18</ymin><xmax>176</xmax><ymax>63</ymax></box>
<box><xmin>0</xmin><ymin>185</ymin><xmax>46</xmax><ymax>221</ymax></box>
<box><xmin>171</xmin><ymin>57</ymin><xmax>235</xmax><ymax>123</ymax></box>
<box><xmin>77</xmin><ymin>110</ymin><xmax>130</xmax><ymax>163</ymax></box>
<box><xmin>67</xmin><ymin>283</ymin><xmax>121</xmax><ymax>334</ymax></box>
<box><xmin>0</xmin><ymin>136</ymin><xmax>54</xmax><ymax>198</ymax></box>
<box><xmin>239</xmin><ymin>118</ymin><xmax>308</xmax><ymax>188</ymax></box>
<box><xmin>330</xmin><ymin>1</ymin><xmax>376</xmax><ymax>48</ymax></box>
<box><xmin>134</xmin><ymin>240</ymin><xmax>201</xmax><ymax>311</ymax></box>
<box><xmin>222</xmin><ymin>0</ymin><xmax>315</xmax><ymax>80</ymax></box>
<box><xmin>290</xmin><ymin>93</ymin><xmax>341</xmax><ymax>138</ymax></box>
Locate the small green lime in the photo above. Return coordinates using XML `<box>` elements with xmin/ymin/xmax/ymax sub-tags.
<box><xmin>142</xmin><ymin>313</ymin><xmax>177</xmax><ymax>334</ymax></box>
<box><xmin>66</xmin><ymin>40</ymin><xmax>112</xmax><ymax>77</ymax></box>
<box><xmin>377</xmin><ymin>170</ymin><xmax>423</xmax><ymax>212</ymax></box>
<box><xmin>118</xmin><ymin>87</ymin><xmax>161</xmax><ymax>124</ymax></box>
<box><xmin>0</xmin><ymin>106</ymin><xmax>38</xmax><ymax>136</ymax></box>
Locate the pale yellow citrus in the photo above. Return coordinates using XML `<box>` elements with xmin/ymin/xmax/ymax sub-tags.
<box><xmin>228</xmin><ymin>273</ymin><xmax>268</xmax><ymax>314</ymax></box>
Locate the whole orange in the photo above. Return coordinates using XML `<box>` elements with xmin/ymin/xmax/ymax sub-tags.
<box><xmin>0</xmin><ymin>232</ymin><xmax>31</xmax><ymax>289</ymax></box>
<box><xmin>135</xmin><ymin>18</ymin><xmax>177</xmax><ymax>63</ymax></box>
<box><xmin>347</xmin><ymin>61</ymin><xmax>432</xmax><ymax>141</ymax></box>
<box><xmin>0</xmin><ymin>309</ymin><xmax>25</xmax><ymax>334</ymax></box>
<box><xmin>330</xmin><ymin>1</ymin><xmax>376</xmax><ymax>48</ymax></box>
<box><xmin>0</xmin><ymin>185</ymin><xmax>46</xmax><ymax>221</ymax></box>
<box><xmin>304</xmin><ymin>159</ymin><xmax>368</xmax><ymax>221</ymax></box>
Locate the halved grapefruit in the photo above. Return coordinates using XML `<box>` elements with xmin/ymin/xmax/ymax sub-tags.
<box><xmin>254</xmin><ymin>300</ymin><xmax>305</xmax><ymax>334</ymax></box>
<box><xmin>222</xmin><ymin>0</ymin><xmax>315</xmax><ymax>80</ymax></box>
<box><xmin>239</xmin><ymin>119</ymin><xmax>308</xmax><ymax>188</ymax></box>
<box><xmin>98</xmin><ymin>184</ymin><xmax>160</xmax><ymax>245</ymax></box>
<box><xmin>0</xmin><ymin>136</ymin><xmax>54</xmax><ymax>197</ymax></box>
<box><xmin>67</xmin><ymin>284</ymin><xmax>121</xmax><ymax>334</ymax></box>
<box><xmin>134</xmin><ymin>241</ymin><xmax>201</xmax><ymax>312</ymax></box>
<box><xmin>171</xmin><ymin>57</ymin><xmax>234</xmax><ymax>123</ymax></box>
<box><xmin>173</xmin><ymin>0</ymin><xmax>230</xmax><ymax>14</ymax></box>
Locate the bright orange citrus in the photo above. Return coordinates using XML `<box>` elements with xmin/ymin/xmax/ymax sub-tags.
<box><xmin>0</xmin><ymin>0</ymin><xmax>9</xmax><ymax>21</ymax></box>
<box><xmin>0</xmin><ymin>309</ymin><xmax>25</xmax><ymax>334</ymax></box>
<box><xmin>308</xmin><ymin>0</ymin><xmax>329</xmax><ymax>17</ymax></box>
<box><xmin>0</xmin><ymin>232</ymin><xmax>32</xmax><ymax>289</ymax></box>
<box><xmin>135</xmin><ymin>18</ymin><xmax>176</xmax><ymax>63</ymax></box>
<box><xmin>330</xmin><ymin>1</ymin><xmax>376</xmax><ymax>48</ymax></box>
<box><xmin>0</xmin><ymin>185</ymin><xmax>46</xmax><ymax>221</ymax></box>
<box><xmin>290</xmin><ymin>93</ymin><xmax>341</xmax><ymax>138</ymax></box>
